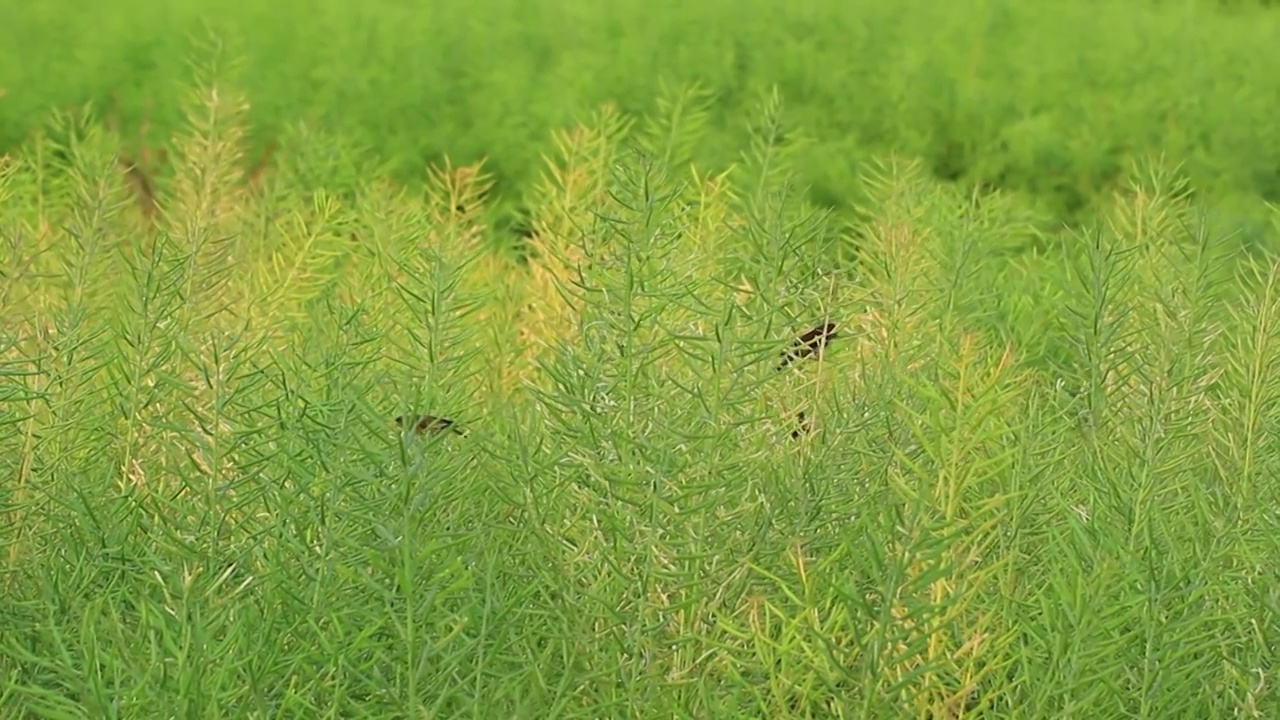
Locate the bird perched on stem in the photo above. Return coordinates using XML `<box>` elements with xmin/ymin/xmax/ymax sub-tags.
<box><xmin>395</xmin><ymin>414</ymin><xmax>466</xmax><ymax>436</ymax></box>
<box><xmin>790</xmin><ymin>410</ymin><xmax>814</xmax><ymax>440</ymax></box>
<box><xmin>776</xmin><ymin>322</ymin><xmax>838</xmax><ymax>371</ymax></box>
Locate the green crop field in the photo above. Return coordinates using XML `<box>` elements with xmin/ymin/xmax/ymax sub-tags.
<box><xmin>1</xmin><ymin>0</ymin><xmax>1278</xmax><ymax>717</ymax></box>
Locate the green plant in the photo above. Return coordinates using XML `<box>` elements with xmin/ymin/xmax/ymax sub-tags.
<box><xmin>1</xmin><ymin>71</ymin><xmax>1276</xmax><ymax>717</ymax></box>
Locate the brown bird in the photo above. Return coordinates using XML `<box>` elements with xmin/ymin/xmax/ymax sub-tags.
<box><xmin>776</xmin><ymin>322</ymin><xmax>838</xmax><ymax>370</ymax></box>
<box><xmin>395</xmin><ymin>414</ymin><xmax>466</xmax><ymax>436</ymax></box>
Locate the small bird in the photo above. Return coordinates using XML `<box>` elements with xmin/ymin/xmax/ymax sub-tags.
<box><xmin>776</xmin><ymin>322</ymin><xmax>838</xmax><ymax>371</ymax></box>
<box><xmin>790</xmin><ymin>411</ymin><xmax>814</xmax><ymax>440</ymax></box>
<box><xmin>395</xmin><ymin>414</ymin><xmax>466</xmax><ymax>436</ymax></box>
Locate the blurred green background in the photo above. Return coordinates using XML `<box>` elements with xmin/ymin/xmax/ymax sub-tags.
<box><xmin>2</xmin><ymin>0</ymin><xmax>1279</xmax><ymax>227</ymax></box>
